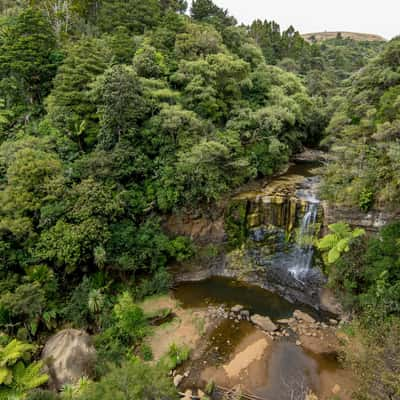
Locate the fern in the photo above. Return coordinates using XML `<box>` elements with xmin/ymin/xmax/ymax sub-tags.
<box><xmin>12</xmin><ymin>361</ymin><xmax>48</xmax><ymax>391</ymax></box>
<box><xmin>317</xmin><ymin>221</ymin><xmax>365</xmax><ymax>265</ymax></box>
<box><xmin>0</xmin><ymin>340</ymin><xmax>48</xmax><ymax>398</ymax></box>
<box><xmin>0</xmin><ymin>367</ymin><xmax>12</xmax><ymax>385</ymax></box>
<box><xmin>0</xmin><ymin>340</ymin><xmax>34</xmax><ymax>368</ymax></box>
<box><xmin>317</xmin><ymin>233</ymin><xmax>337</xmax><ymax>250</ymax></box>
<box><xmin>329</xmin><ymin>222</ymin><xmax>351</xmax><ymax>236</ymax></box>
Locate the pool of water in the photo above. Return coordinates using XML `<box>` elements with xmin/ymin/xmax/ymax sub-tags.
<box><xmin>174</xmin><ymin>277</ymin><xmax>350</xmax><ymax>399</ymax></box>
<box><xmin>173</xmin><ymin>276</ymin><xmax>318</xmax><ymax>320</ymax></box>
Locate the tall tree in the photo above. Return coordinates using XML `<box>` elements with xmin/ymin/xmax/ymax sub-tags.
<box><xmin>46</xmin><ymin>38</ymin><xmax>110</xmax><ymax>149</ymax></box>
<box><xmin>92</xmin><ymin>65</ymin><xmax>149</xmax><ymax>150</ymax></box>
<box><xmin>190</xmin><ymin>0</ymin><xmax>236</xmax><ymax>28</ymax></box>
<box><xmin>0</xmin><ymin>8</ymin><xmax>58</xmax><ymax>132</ymax></box>
<box><xmin>97</xmin><ymin>0</ymin><xmax>161</xmax><ymax>34</ymax></box>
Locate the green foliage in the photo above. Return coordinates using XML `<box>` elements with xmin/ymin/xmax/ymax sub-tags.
<box><xmin>317</xmin><ymin>222</ymin><xmax>365</xmax><ymax>265</ymax></box>
<box><xmin>97</xmin><ymin>0</ymin><xmax>161</xmax><ymax>35</ymax></box>
<box><xmin>0</xmin><ymin>0</ymin><xmax>377</xmax><ymax>373</ymax></box>
<box><xmin>112</xmin><ymin>292</ymin><xmax>148</xmax><ymax>343</ymax></box>
<box><xmin>344</xmin><ymin>318</ymin><xmax>400</xmax><ymax>400</ymax></box>
<box><xmin>225</xmin><ymin>201</ymin><xmax>248</xmax><ymax>248</ymax></box>
<box><xmin>325</xmin><ymin>222</ymin><xmax>400</xmax><ymax>316</ymax></box>
<box><xmin>26</xmin><ymin>389</ymin><xmax>59</xmax><ymax>400</ymax></box>
<box><xmin>0</xmin><ymin>7</ymin><xmax>58</xmax><ymax>133</ymax></box>
<box><xmin>46</xmin><ymin>38</ymin><xmax>111</xmax><ymax>149</ymax></box>
<box><xmin>359</xmin><ymin>188</ymin><xmax>374</xmax><ymax>212</ymax></box>
<box><xmin>62</xmin><ymin>277</ymin><xmax>98</xmax><ymax>329</ymax></box>
<box><xmin>133</xmin><ymin>44</ymin><xmax>168</xmax><ymax>79</ymax></box>
<box><xmin>92</xmin><ymin>64</ymin><xmax>149</xmax><ymax>150</ymax></box>
<box><xmin>77</xmin><ymin>358</ymin><xmax>178</xmax><ymax>400</ymax></box>
<box><xmin>135</xmin><ymin>269</ymin><xmax>173</xmax><ymax>301</ymax></box>
<box><xmin>159</xmin><ymin>343</ymin><xmax>190</xmax><ymax>370</ymax></box>
<box><xmin>139</xmin><ymin>344</ymin><xmax>153</xmax><ymax>362</ymax></box>
<box><xmin>190</xmin><ymin>0</ymin><xmax>236</xmax><ymax>28</ymax></box>
<box><xmin>0</xmin><ymin>339</ymin><xmax>48</xmax><ymax>398</ymax></box>
<box><xmin>320</xmin><ymin>38</ymin><xmax>400</xmax><ymax>208</ymax></box>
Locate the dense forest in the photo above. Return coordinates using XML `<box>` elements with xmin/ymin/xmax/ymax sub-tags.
<box><xmin>0</xmin><ymin>0</ymin><xmax>399</xmax><ymax>399</ymax></box>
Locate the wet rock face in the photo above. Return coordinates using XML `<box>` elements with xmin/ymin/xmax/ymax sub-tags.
<box><xmin>172</xmin><ymin>162</ymin><xmax>336</xmax><ymax>311</ymax></box>
<box><xmin>42</xmin><ymin>329</ymin><xmax>96</xmax><ymax>390</ymax></box>
<box><xmin>322</xmin><ymin>201</ymin><xmax>398</xmax><ymax>233</ymax></box>
<box><xmin>220</xmin><ymin>165</ymin><xmax>328</xmax><ymax>309</ymax></box>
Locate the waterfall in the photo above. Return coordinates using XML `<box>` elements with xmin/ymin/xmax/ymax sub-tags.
<box><xmin>289</xmin><ymin>201</ymin><xmax>319</xmax><ymax>280</ymax></box>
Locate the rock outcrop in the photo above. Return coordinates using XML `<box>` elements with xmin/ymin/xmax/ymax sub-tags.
<box><xmin>250</xmin><ymin>314</ymin><xmax>278</xmax><ymax>332</ymax></box>
<box><xmin>322</xmin><ymin>201</ymin><xmax>399</xmax><ymax>233</ymax></box>
<box><xmin>41</xmin><ymin>329</ymin><xmax>96</xmax><ymax>390</ymax></box>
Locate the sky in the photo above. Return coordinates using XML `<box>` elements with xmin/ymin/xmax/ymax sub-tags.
<box><xmin>211</xmin><ymin>0</ymin><xmax>400</xmax><ymax>40</ymax></box>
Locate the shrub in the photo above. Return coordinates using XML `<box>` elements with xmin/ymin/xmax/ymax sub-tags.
<box><xmin>135</xmin><ymin>269</ymin><xmax>173</xmax><ymax>301</ymax></box>
<box><xmin>140</xmin><ymin>344</ymin><xmax>153</xmax><ymax>361</ymax></box>
<box><xmin>78</xmin><ymin>358</ymin><xmax>178</xmax><ymax>400</ymax></box>
<box><xmin>359</xmin><ymin>188</ymin><xmax>374</xmax><ymax>212</ymax></box>
<box><xmin>159</xmin><ymin>343</ymin><xmax>190</xmax><ymax>370</ymax></box>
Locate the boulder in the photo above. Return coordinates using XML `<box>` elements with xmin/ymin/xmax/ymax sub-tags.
<box><xmin>293</xmin><ymin>310</ymin><xmax>315</xmax><ymax>324</ymax></box>
<box><xmin>250</xmin><ymin>314</ymin><xmax>277</xmax><ymax>332</ymax></box>
<box><xmin>231</xmin><ymin>305</ymin><xmax>244</xmax><ymax>313</ymax></box>
<box><xmin>174</xmin><ymin>374</ymin><xmax>184</xmax><ymax>387</ymax></box>
<box><xmin>41</xmin><ymin>329</ymin><xmax>96</xmax><ymax>390</ymax></box>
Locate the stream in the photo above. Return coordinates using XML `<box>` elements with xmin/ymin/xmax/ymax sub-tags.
<box><xmin>171</xmin><ymin>162</ymin><xmax>353</xmax><ymax>399</ymax></box>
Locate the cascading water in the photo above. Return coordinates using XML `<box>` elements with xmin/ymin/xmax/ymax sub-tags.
<box><xmin>224</xmin><ymin>164</ymin><xmax>326</xmax><ymax>308</ymax></box>
<box><xmin>289</xmin><ymin>200</ymin><xmax>319</xmax><ymax>280</ymax></box>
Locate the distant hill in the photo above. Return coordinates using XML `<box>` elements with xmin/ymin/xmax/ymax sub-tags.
<box><xmin>302</xmin><ymin>31</ymin><xmax>386</xmax><ymax>42</ymax></box>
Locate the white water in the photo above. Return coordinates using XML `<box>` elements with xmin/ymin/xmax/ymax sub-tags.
<box><xmin>289</xmin><ymin>197</ymin><xmax>319</xmax><ymax>281</ymax></box>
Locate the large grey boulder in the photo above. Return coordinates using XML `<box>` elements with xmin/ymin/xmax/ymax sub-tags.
<box><xmin>250</xmin><ymin>314</ymin><xmax>278</xmax><ymax>332</ymax></box>
<box><xmin>42</xmin><ymin>329</ymin><xmax>96</xmax><ymax>390</ymax></box>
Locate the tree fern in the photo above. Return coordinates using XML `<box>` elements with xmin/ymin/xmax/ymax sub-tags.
<box><xmin>0</xmin><ymin>340</ymin><xmax>48</xmax><ymax>398</ymax></box>
<box><xmin>12</xmin><ymin>361</ymin><xmax>48</xmax><ymax>391</ymax></box>
<box><xmin>0</xmin><ymin>340</ymin><xmax>34</xmax><ymax>368</ymax></box>
<box><xmin>317</xmin><ymin>222</ymin><xmax>365</xmax><ymax>265</ymax></box>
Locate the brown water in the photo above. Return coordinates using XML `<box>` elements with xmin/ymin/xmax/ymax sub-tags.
<box><xmin>173</xmin><ymin>277</ymin><xmax>320</xmax><ymax>321</ymax></box>
<box><xmin>175</xmin><ymin>278</ymin><xmax>350</xmax><ymax>400</ymax></box>
<box><xmin>254</xmin><ymin>342</ymin><xmax>341</xmax><ymax>400</ymax></box>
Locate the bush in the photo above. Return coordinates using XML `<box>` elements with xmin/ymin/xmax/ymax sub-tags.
<box><xmin>135</xmin><ymin>269</ymin><xmax>173</xmax><ymax>301</ymax></box>
<box><xmin>78</xmin><ymin>358</ymin><xmax>178</xmax><ymax>400</ymax></box>
<box><xmin>159</xmin><ymin>343</ymin><xmax>190</xmax><ymax>370</ymax></box>
<box><xmin>359</xmin><ymin>188</ymin><xmax>374</xmax><ymax>212</ymax></box>
<box><xmin>27</xmin><ymin>390</ymin><xmax>59</xmax><ymax>400</ymax></box>
<box><xmin>140</xmin><ymin>343</ymin><xmax>153</xmax><ymax>361</ymax></box>
<box><xmin>344</xmin><ymin>318</ymin><xmax>400</xmax><ymax>400</ymax></box>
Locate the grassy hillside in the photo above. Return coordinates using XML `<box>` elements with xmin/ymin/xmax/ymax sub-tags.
<box><xmin>302</xmin><ymin>31</ymin><xmax>386</xmax><ymax>42</ymax></box>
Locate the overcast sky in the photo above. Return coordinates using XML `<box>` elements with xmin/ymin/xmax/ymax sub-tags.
<box><xmin>210</xmin><ymin>0</ymin><xmax>399</xmax><ymax>39</ymax></box>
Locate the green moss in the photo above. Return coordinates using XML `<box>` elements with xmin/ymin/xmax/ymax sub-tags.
<box><xmin>224</xmin><ymin>200</ymin><xmax>249</xmax><ymax>249</ymax></box>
